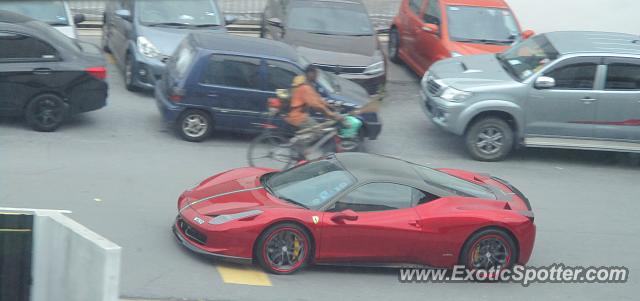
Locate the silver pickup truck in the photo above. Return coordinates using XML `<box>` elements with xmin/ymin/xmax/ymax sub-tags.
<box><xmin>422</xmin><ymin>31</ymin><xmax>640</xmax><ymax>161</ymax></box>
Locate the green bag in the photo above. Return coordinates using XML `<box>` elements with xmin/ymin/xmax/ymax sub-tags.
<box><xmin>339</xmin><ymin>115</ymin><xmax>363</xmax><ymax>139</ymax></box>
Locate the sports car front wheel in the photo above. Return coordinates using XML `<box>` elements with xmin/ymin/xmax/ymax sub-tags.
<box><xmin>256</xmin><ymin>223</ymin><xmax>311</xmax><ymax>275</ymax></box>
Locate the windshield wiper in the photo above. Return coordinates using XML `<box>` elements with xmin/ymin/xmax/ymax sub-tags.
<box><xmin>457</xmin><ymin>38</ymin><xmax>513</xmax><ymax>45</ymax></box>
<box><xmin>308</xmin><ymin>31</ymin><xmax>334</xmax><ymax>35</ymax></box>
<box><xmin>193</xmin><ymin>23</ymin><xmax>223</xmax><ymax>28</ymax></box>
<box><xmin>48</xmin><ymin>22</ymin><xmax>69</xmax><ymax>26</ymax></box>
<box><xmin>147</xmin><ymin>22</ymin><xmax>191</xmax><ymax>27</ymax></box>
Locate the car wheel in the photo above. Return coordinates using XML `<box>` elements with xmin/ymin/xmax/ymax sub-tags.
<box><xmin>25</xmin><ymin>94</ymin><xmax>67</xmax><ymax>132</ymax></box>
<box><xmin>256</xmin><ymin>223</ymin><xmax>311</xmax><ymax>275</ymax></box>
<box><xmin>465</xmin><ymin>117</ymin><xmax>514</xmax><ymax>162</ymax></box>
<box><xmin>124</xmin><ymin>54</ymin><xmax>138</xmax><ymax>92</ymax></box>
<box><xmin>460</xmin><ymin>229</ymin><xmax>517</xmax><ymax>273</ymax></box>
<box><xmin>389</xmin><ymin>28</ymin><xmax>401</xmax><ymax>64</ymax></box>
<box><xmin>177</xmin><ymin>109</ymin><xmax>212</xmax><ymax>142</ymax></box>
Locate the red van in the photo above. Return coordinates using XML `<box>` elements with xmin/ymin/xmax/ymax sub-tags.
<box><xmin>389</xmin><ymin>0</ymin><xmax>533</xmax><ymax>76</ymax></box>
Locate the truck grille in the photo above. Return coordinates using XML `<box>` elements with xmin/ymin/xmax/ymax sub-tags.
<box><xmin>427</xmin><ymin>77</ymin><xmax>442</xmax><ymax>95</ymax></box>
<box><xmin>177</xmin><ymin>218</ymin><xmax>207</xmax><ymax>245</ymax></box>
<box><xmin>315</xmin><ymin>64</ymin><xmax>366</xmax><ymax>74</ymax></box>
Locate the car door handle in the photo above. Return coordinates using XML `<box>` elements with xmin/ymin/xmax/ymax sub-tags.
<box><xmin>408</xmin><ymin>221</ymin><xmax>421</xmax><ymax>228</ymax></box>
<box><xmin>32</xmin><ymin>68</ymin><xmax>52</xmax><ymax>75</ymax></box>
<box><xmin>580</xmin><ymin>97</ymin><xmax>597</xmax><ymax>104</ymax></box>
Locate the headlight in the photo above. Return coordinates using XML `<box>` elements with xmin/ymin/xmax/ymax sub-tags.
<box><xmin>364</xmin><ymin>61</ymin><xmax>385</xmax><ymax>75</ymax></box>
<box><xmin>450</xmin><ymin>51</ymin><xmax>463</xmax><ymax>57</ymax></box>
<box><xmin>440</xmin><ymin>87</ymin><xmax>472</xmax><ymax>102</ymax></box>
<box><xmin>208</xmin><ymin>210</ymin><xmax>263</xmax><ymax>225</ymax></box>
<box><xmin>137</xmin><ymin>36</ymin><xmax>160</xmax><ymax>58</ymax></box>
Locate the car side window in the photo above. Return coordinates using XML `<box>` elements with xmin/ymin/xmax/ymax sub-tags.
<box><xmin>329</xmin><ymin>183</ymin><xmax>418</xmax><ymax>212</ymax></box>
<box><xmin>0</xmin><ymin>32</ymin><xmax>57</xmax><ymax>62</ymax></box>
<box><xmin>605</xmin><ymin>63</ymin><xmax>640</xmax><ymax>90</ymax></box>
<box><xmin>408</xmin><ymin>0</ymin><xmax>423</xmax><ymax>15</ymax></box>
<box><xmin>423</xmin><ymin>0</ymin><xmax>441</xmax><ymax>25</ymax></box>
<box><xmin>265</xmin><ymin>60</ymin><xmax>301</xmax><ymax>91</ymax></box>
<box><xmin>201</xmin><ymin>55</ymin><xmax>262</xmax><ymax>90</ymax></box>
<box><xmin>544</xmin><ymin>63</ymin><xmax>598</xmax><ymax>90</ymax></box>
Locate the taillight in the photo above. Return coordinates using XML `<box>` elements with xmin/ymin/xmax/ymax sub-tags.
<box><xmin>169</xmin><ymin>87</ymin><xmax>185</xmax><ymax>103</ymax></box>
<box><xmin>86</xmin><ymin>66</ymin><xmax>107</xmax><ymax>80</ymax></box>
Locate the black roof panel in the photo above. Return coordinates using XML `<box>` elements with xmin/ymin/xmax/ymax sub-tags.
<box><xmin>190</xmin><ymin>32</ymin><xmax>300</xmax><ymax>62</ymax></box>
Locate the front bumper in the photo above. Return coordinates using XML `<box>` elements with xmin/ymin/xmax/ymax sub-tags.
<box><xmin>172</xmin><ymin>218</ymin><xmax>252</xmax><ymax>264</ymax></box>
<box><xmin>420</xmin><ymin>90</ymin><xmax>466</xmax><ymax>136</ymax></box>
<box><xmin>132</xmin><ymin>52</ymin><xmax>168</xmax><ymax>90</ymax></box>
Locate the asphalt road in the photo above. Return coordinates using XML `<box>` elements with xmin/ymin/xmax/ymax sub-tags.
<box><xmin>2</xmin><ymin>34</ymin><xmax>640</xmax><ymax>301</ymax></box>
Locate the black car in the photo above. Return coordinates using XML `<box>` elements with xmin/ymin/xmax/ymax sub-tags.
<box><xmin>0</xmin><ymin>11</ymin><xmax>107</xmax><ymax>132</ymax></box>
<box><xmin>102</xmin><ymin>0</ymin><xmax>235</xmax><ymax>91</ymax></box>
<box><xmin>261</xmin><ymin>0</ymin><xmax>386</xmax><ymax>95</ymax></box>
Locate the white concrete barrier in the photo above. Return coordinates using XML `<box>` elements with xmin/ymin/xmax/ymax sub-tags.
<box><xmin>0</xmin><ymin>208</ymin><xmax>121</xmax><ymax>301</ymax></box>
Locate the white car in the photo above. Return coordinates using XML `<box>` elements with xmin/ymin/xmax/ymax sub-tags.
<box><xmin>0</xmin><ymin>0</ymin><xmax>84</xmax><ymax>38</ymax></box>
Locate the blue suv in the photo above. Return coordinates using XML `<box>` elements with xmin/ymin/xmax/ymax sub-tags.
<box><xmin>155</xmin><ymin>32</ymin><xmax>382</xmax><ymax>142</ymax></box>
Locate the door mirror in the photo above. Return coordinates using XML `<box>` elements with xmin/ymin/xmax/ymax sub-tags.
<box><xmin>522</xmin><ymin>30</ymin><xmax>535</xmax><ymax>40</ymax></box>
<box><xmin>535</xmin><ymin>76</ymin><xmax>556</xmax><ymax>89</ymax></box>
<box><xmin>422</xmin><ymin>23</ymin><xmax>440</xmax><ymax>34</ymax></box>
<box><xmin>267</xmin><ymin>17</ymin><xmax>283</xmax><ymax>28</ymax></box>
<box><xmin>331</xmin><ymin>210</ymin><xmax>359</xmax><ymax>223</ymax></box>
<box><xmin>224</xmin><ymin>15</ymin><xmax>238</xmax><ymax>25</ymax></box>
<box><xmin>115</xmin><ymin>9</ymin><xmax>132</xmax><ymax>22</ymax></box>
<box><xmin>73</xmin><ymin>14</ymin><xmax>86</xmax><ymax>25</ymax></box>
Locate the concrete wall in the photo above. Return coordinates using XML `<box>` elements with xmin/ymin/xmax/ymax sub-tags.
<box><xmin>504</xmin><ymin>0</ymin><xmax>639</xmax><ymax>35</ymax></box>
<box><xmin>0</xmin><ymin>208</ymin><xmax>121</xmax><ymax>301</ymax></box>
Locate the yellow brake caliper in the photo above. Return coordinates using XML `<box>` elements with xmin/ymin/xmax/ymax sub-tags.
<box><xmin>293</xmin><ymin>238</ymin><xmax>301</xmax><ymax>258</ymax></box>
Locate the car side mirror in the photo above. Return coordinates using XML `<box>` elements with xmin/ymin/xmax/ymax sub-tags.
<box><xmin>267</xmin><ymin>17</ymin><xmax>283</xmax><ymax>28</ymax></box>
<box><xmin>522</xmin><ymin>30</ymin><xmax>535</xmax><ymax>40</ymax></box>
<box><xmin>225</xmin><ymin>15</ymin><xmax>238</xmax><ymax>25</ymax></box>
<box><xmin>331</xmin><ymin>210</ymin><xmax>359</xmax><ymax>223</ymax></box>
<box><xmin>422</xmin><ymin>23</ymin><xmax>440</xmax><ymax>35</ymax></box>
<box><xmin>115</xmin><ymin>9</ymin><xmax>132</xmax><ymax>22</ymax></box>
<box><xmin>535</xmin><ymin>76</ymin><xmax>556</xmax><ymax>89</ymax></box>
<box><xmin>73</xmin><ymin>14</ymin><xmax>86</xmax><ymax>25</ymax></box>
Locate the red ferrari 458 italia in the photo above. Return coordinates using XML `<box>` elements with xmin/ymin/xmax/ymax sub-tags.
<box><xmin>173</xmin><ymin>153</ymin><xmax>535</xmax><ymax>274</ymax></box>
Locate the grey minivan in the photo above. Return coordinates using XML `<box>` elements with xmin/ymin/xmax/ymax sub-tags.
<box><xmin>102</xmin><ymin>0</ymin><xmax>235</xmax><ymax>91</ymax></box>
<box><xmin>422</xmin><ymin>31</ymin><xmax>640</xmax><ymax>161</ymax></box>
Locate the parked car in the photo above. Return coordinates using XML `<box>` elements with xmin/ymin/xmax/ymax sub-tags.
<box><xmin>261</xmin><ymin>0</ymin><xmax>386</xmax><ymax>95</ymax></box>
<box><xmin>102</xmin><ymin>0</ymin><xmax>236</xmax><ymax>91</ymax></box>
<box><xmin>155</xmin><ymin>32</ymin><xmax>382</xmax><ymax>142</ymax></box>
<box><xmin>0</xmin><ymin>0</ymin><xmax>85</xmax><ymax>39</ymax></box>
<box><xmin>173</xmin><ymin>152</ymin><xmax>535</xmax><ymax>274</ymax></box>
<box><xmin>0</xmin><ymin>11</ymin><xmax>107</xmax><ymax>132</ymax></box>
<box><xmin>421</xmin><ymin>31</ymin><xmax>640</xmax><ymax>161</ymax></box>
<box><xmin>389</xmin><ymin>0</ymin><xmax>533</xmax><ymax>76</ymax></box>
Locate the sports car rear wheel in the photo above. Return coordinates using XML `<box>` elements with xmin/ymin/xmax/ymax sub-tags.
<box><xmin>461</xmin><ymin>229</ymin><xmax>516</xmax><ymax>274</ymax></box>
<box><xmin>256</xmin><ymin>223</ymin><xmax>310</xmax><ymax>275</ymax></box>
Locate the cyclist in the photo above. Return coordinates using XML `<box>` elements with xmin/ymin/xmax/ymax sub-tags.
<box><xmin>284</xmin><ymin>65</ymin><xmax>342</xmax><ymax>131</ymax></box>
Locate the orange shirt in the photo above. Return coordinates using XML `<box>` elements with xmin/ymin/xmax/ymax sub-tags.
<box><xmin>284</xmin><ymin>83</ymin><xmax>329</xmax><ymax>127</ymax></box>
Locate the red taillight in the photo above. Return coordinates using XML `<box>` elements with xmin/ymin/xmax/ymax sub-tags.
<box><xmin>169</xmin><ymin>87</ymin><xmax>185</xmax><ymax>103</ymax></box>
<box><xmin>86</xmin><ymin>66</ymin><xmax>107</xmax><ymax>80</ymax></box>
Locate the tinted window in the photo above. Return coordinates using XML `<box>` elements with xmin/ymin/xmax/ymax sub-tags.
<box><xmin>545</xmin><ymin>63</ymin><xmax>597</xmax><ymax>89</ymax></box>
<box><xmin>605</xmin><ymin>63</ymin><xmax>640</xmax><ymax>90</ymax></box>
<box><xmin>499</xmin><ymin>35</ymin><xmax>559</xmax><ymax>81</ymax></box>
<box><xmin>423</xmin><ymin>0</ymin><xmax>440</xmax><ymax>24</ymax></box>
<box><xmin>412</xmin><ymin>165</ymin><xmax>497</xmax><ymax>200</ymax></box>
<box><xmin>330</xmin><ymin>183</ymin><xmax>417</xmax><ymax>212</ymax></box>
<box><xmin>201</xmin><ymin>55</ymin><xmax>262</xmax><ymax>90</ymax></box>
<box><xmin>0</xmin><ymin>33</ymin><xmax>57</xmax><ymax>61</ymax></box>
<box><xmin>266</xmin><ymin>160</ymin><xmax>356</xmax><ymax>208</ymax></box>
<box><xmin>409</xmin><ymin>0</ymin><xmax>423</xmax><ymax>15</ymax></box>
<box><xmin>265</xmin><ymin>60</ymin><xmax>301</xmax><ymax>91</ymax></box>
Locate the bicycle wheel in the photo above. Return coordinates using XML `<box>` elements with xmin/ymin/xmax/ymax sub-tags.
<box><xmin>247</xmin><ymin>133</ymin><xmax>297</xmax><ymax>170</ymax></box>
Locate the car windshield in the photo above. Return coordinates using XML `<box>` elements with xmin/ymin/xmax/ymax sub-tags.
<box><xmin>263</xmin><ymin>159</ymin><xmax>356</xmax><ymax>209</ymax></box>
<box><xmin>287</xmin><ymin>1</ymin><xmax>374</xmax><ymax>36</ymax></box>
<box><xmin>137</xmin><ymin>0</ymin><xmax>222</xmax><ymax>27</ymax></box>
<box><xmin>412</xmin><ymin>165</ymin><xmax>497</xmax><ymax>200</ymax></box>
<box><xmin>498</xmin><ymin>35</ymin><xmax>560</xmax><ymax>81</ymax></box>
<box><xmin>447</xmin><ymin>6</ymin><xmax>520</xmax><ymax>45</ymax></box>
<box><xmin>0</xmin><ymin>0</ymin><xmax>69</xmax><ymax>26</ymax></box>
